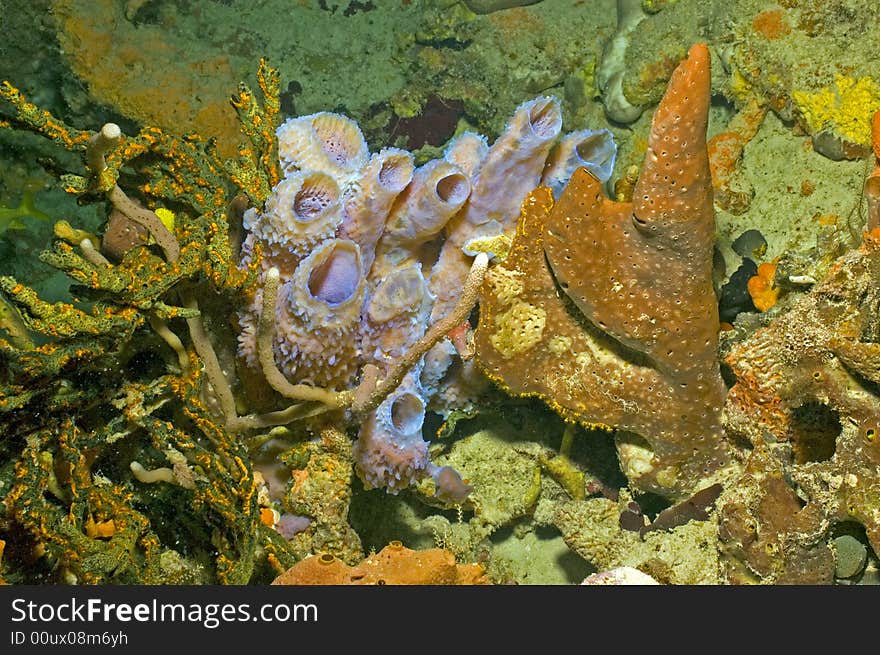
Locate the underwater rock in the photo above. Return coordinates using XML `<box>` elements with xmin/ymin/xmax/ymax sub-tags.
<box><xmin>581</xmin><ymin>566</ymin><xmax>659</xmax><ymax>585</ymax></box>
<box><xmin>731</xmin><ymin>228</ymin><xmax>767</xmax><ymax>259</ymax></box>
<box><xmin>640</xmin><ymin>483</ymin><xmax>723</xmax><ymax>537</ymax></box>
<box><xmin>552</xmin><ymin>491</ymin><xmax>723</xmax><ymax>584</ymax></box>
<box><xmin>722</xmin><ymin>229</ymin><xmax>880</xmax><ymax>581</ymax></box>
<box><xmin>833</xmin><ymin>535</ymin><xmax>868</xmax><ymax>580</ymax></box>
<box><xmin>594</xmin><ymin>0</ymin><xmax>880</xmax><ymax>163</ymax></box>
<box><xmin>281</xmin><ymin>427</ymin><xmax>364</xmax><ymax>565</ymax></box>
<box><xmin>52</xmin><ymin>0</ymin><xmax>425</xmax><ymax>158</ymax></box>
<box><xmin>416</xmin><ymin>427</ymin><xmax>542</xmax><ymax>528</ymax></box>
<box><xmin>717</xmin><ymin>444</ymin><xmax>835</xmax><ymax>585</ymax></box>
<box><xmin>707</xmin><ymin>98</ymin><xmax>766</xmax><ymax>215</ymax></box>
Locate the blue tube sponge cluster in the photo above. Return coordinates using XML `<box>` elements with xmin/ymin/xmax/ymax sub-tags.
<box><xmin>237</xmin><ymin>100</ymin><xmax>617</xmax><ymax>498</ymax></box>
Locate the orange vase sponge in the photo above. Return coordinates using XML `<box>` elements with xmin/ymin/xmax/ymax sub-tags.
<box><xmin>476</xmin><ymin>44</ymin><xmax>731</xmax><ymax>499</ymax></box>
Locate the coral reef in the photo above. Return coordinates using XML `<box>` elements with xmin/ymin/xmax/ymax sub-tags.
<box><xmin>0</xmin><ymin>28</ymin><xmax>629</xmax><ymax>583</ymax></box>
<box><xmin>237</xmin><ymin>83</ymin><xmax>625</xmax><ymax>501</ymax></box>
<box><xmin>3</xmin><ymin>0</ymin><xmax>880</xmax><ymax>588</ymax></box>
<box><xmin>0</xmin><ymin>58</ymin><xmax>494</xmax><ymax>583</ymax></box>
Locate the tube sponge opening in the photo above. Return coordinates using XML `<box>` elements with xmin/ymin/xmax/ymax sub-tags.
<box><xmin>541</xmin><ymin>129</ymin><xmax>618</xmax><ymax>198</ymax></box>
<box><xmin>259</xmin><ymin>171</ymin><xmax>342</xmax><ymax>254</ymax></box>
<box><xmin>367</xmin><ymin>266</ymin><xmax>430</xmax><ymax>324</ymax></box>
<box><xmin>575</xmin><ymin>130</ymin><xmax>617</xmax><ymax>181</ymax></box>
<box><xmin>436</xmin><ymin>171</ymin><xmax>470</xmax><ymax>205</ymax></box>
<box><xmin>293</xmin><ymin>174</ymin><xmax>339</xmax><ymax>222</ymax></box>
<box><xmin>311</xmin><ymin>112</ymin><xmax>369</xmax><ymax>171</ymax></box>
<box><xmin>444</xmin><ymin>132</ymin><xmax>489</xmax><ymax>178</ymax></box>
<box><xmin>306</xmin><ymin>240</ymin><xmax>362</xmax><ymax>305</ymax></box>
<box><xmin>277</xmin><ymin>111</ymin><xmax>369</xmax><ymax>182</ymax></box>
<box><xmin>528</xmin><ymin>96</ymin><xmax>564</xmax><ymax>140</ymax></box>
<box><xmin>287</xmin><ymin>238</ymin><xmax>365</xmax><ymax>328</ymax></box>
<box><xmin>380</xmin><ymin>159</ymin><xmax>472</xmax><ymax>250</ymax></box>
<box><xmin>390</xmin><ymin>392</ymin><xmax>425</xmax><ymax>435</ymax></box>
<box><xmin>377</xmin><ymin>151</ymin><xmax>415</xmax><ymax>193</ymax></box>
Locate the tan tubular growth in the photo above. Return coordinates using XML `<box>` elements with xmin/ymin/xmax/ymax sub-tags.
<box><xmin>257</xmin><ymin>267</ymin><xmax>349</xmax><ymax>408</ymax></box>
<box><xmin>86</xmin><ymin>122</ymin><xmax>121</xmax><ymax>175</ymax></box>
<box><xmin>352</xmin><ymin>252</ymin><xmax>488</xmax><ymax>415</ymax></box>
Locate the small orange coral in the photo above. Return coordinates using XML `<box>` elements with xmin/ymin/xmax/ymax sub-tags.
<box><xmin>259</xmin><ymin>507</ymin><xmax>277</xmax><ymax>527</ymax></box>
<box><xmin>863</xmin><ymin>226</ymin><xmax>880</xmax><ymax>246</ymax></box>
<box><xmin>816</xmin><ymin>213</ymin><xmax>839</xmax><ymax>227</ymax></box>
<box><xmin>747</xmin><ymin>258</ymin><xmax>779</xmax><ymax>312</ymax></box>
<box><xmin>84</xmin><ymin>515</ymin><xmax>116</xmax><ymax>539</ymax></box>
<box><xmin>752</xmin><ymin>9</ymin><xmax>791</xmax><ymax>40</ymax></box>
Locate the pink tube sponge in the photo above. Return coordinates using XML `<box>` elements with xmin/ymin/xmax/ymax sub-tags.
<box><xmin>277</xmin><ymin>111</ymin><xmax>369</xmax><ymax>185</ymax></box>
<box><xmin>341</xmin><ymin>147</ymin><xmax>415</xmax><ymax>273</ymax></box>
<box><xmin>271</xmin><ymin>238</ymin><xmax>366</xmax><ymax>387</ymax></box>
<box><xmin>250</xmin><ymin>170</ymin><xmax>342</xmax><ymax>261</ymax></box>
<box><xmin>353</xmin><ymin>375</ymin><xmax>430</xmax><ymax>494</ymax></box>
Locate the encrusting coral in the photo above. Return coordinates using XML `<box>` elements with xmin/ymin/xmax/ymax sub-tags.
<box><xmin>271</xmin><ymin>540</ymin><xmax>489</xmax><ymax>585</ymax></box>
<box><xmin>476</xmin><ymin>44</ymin><xmax>733</xmax><ymax>500</ymax></box>
<box><xmin>721</xmin><ymin>228</ymin><xmax>880</xmax><ymax>582</ymax></box>
<box><xmin>0</xmin><ymin>64</ymin><xmax>288</xmax><ymax>584</ymax></box>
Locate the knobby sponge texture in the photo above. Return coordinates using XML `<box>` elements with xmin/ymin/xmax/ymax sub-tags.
<box><xmin>476</xmin><ymin>44</ymin><xmax>729</xmax><ymax>499</ymax></box>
